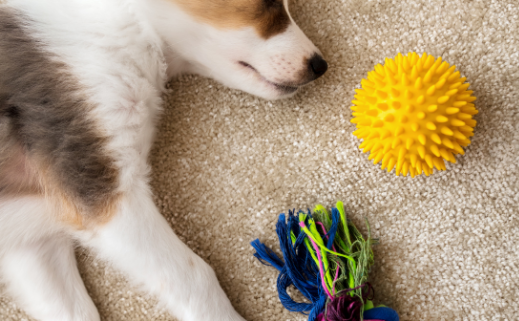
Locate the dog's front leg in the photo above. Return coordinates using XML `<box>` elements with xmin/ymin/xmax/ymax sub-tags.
<box><xmin>76</xmin><ymin>178</ymin><xmax>245</xmax><ymax>321</ymax></box>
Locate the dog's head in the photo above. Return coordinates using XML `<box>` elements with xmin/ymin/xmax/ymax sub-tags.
<box><xmin>156</xmin><ymin>0</ymin><xmax>327</xmax><ymax>100</ymax></box>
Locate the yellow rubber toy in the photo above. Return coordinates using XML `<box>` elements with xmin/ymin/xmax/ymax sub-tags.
<box><xmin>351</xmin><ymin>52</ymin><xmax>477</xmax><ymax>177</ymax></box>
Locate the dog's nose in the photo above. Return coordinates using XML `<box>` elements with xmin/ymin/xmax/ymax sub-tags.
<box><xmin>309</xmin><ymin>54</ymin><xmax>328</xmax><ymax>79</ymax></box>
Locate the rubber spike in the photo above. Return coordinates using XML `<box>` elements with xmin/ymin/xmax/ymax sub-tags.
<box><xmin>433</xmin><ymin>157</ymin><xmax>444</xmax><ymax>170</ymax></box>
<box><xmin>430</xmin><ymin>144</ymin><xmax>440</xmax><ymax>157</ymax></box>
<box><xmin>431</xmin><ymin>133</ymin><xmax>442</xmax><ymax>145</ymax></box>
<box><xmin>387</xmin><ymin>158</ymin><xmax>396</xmax><ymax>172</ymax></box>
<box><xmin>424</xmin><ymin>154</ymin><xmax>434</xmax><ymax>168</ymax></box>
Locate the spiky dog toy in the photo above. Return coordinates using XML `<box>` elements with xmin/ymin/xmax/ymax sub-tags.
<box><xmin>251</xmin><ymin>201</ymin><xmax>398</xmax><ymax>321</ymax></box>
<box><xmin>351</xmin><ymin>52</ymin><xmax>477</xmax><ymax>177</ymax></box>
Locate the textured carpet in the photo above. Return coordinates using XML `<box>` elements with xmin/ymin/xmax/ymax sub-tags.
<box><xmin>1</xmin><ymin>0</ymin><xmax>519</xmax><ymax>320</ymax></box>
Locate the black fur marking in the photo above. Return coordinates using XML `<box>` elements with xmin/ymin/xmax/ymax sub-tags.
<box><xmin>0</xmin><ymin>8</ymin><xmax>119</xmax><ymax>214</ymax></box>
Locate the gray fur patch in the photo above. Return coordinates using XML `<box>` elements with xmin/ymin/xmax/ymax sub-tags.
<box><xmin>0</xmin><ymin>8</ymin><xmax>119</xmax><ymax>215</ymax></box>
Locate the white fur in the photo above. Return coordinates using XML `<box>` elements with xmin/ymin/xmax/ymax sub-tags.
<box><xmin>0</xmin><ymin>197</ymin><xmax>100</xmax><ymax>321</ymax></box>
<box><xmin>0</xmin><ymin>0</ymin><xmax>323</xmax><ymax>320</ymax></box>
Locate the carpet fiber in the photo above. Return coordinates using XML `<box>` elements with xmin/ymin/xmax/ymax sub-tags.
<box><xmin>1</xmin><ymin>0</ymin><xmax>518</xmax><ymax>320</ymax></box>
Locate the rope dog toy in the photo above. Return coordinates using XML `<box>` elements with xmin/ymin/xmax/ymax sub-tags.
<box><xmin>251</xmin><ymin>201</ymin><xmax>398</xmax><ymax>321</ymax></box>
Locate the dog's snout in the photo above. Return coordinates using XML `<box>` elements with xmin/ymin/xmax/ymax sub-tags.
<box><xmin>309</xmin><ymin>54</ymin><xmax>328</xmax><ymax>79</ymax></box>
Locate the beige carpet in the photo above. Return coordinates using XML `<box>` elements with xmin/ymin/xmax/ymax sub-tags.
<box><xmin>1</xmin><ymin>0</ymin><xmax>519</xmax><ymax>320</ymax></box>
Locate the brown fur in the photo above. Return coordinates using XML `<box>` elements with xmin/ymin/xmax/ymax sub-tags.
<box><xmin>0</xmin><ymin>143</ymin><xmax>41</xmax><ymax>196</ymax></box>
<box><xmin>35</xmin><ymin>163</ymin><xmax>122</xmax><ymax>228</ymax></box>
<box><xmin>0</xmin><ymin>8</ymin><xmax>120</xmax><ymax>227</ymax></box>
<box><xmin>50</xmin><ymin>188</ymin><xmax>121</xmax><ymax>229</ymax></box>
<box><xmin>170</xmin><ymin>0</ymin><xmax>290</xmax><ymax>39</ymax></box>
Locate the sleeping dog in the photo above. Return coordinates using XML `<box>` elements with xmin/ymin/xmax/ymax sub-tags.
<box><xmin>0</xmin><ymin>0</ymin><xmax>327</xmax><ymax>320</ymax></box>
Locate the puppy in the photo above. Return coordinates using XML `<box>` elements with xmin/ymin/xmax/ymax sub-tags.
<box><xmin>0</xmin><ymin>0</ymin><xmax>327</xmax><ymax>320</ymax></box>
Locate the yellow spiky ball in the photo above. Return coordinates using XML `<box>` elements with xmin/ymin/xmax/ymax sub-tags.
<box><xmin>351</xmin><ymin>52</ymin><xmax>478</xmax><ymax>177</ymax></box>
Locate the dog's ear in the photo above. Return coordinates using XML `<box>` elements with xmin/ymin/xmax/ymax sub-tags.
<box><xmin>256</xmin><ymin>0</ymin><xmax>290</xmax><ymax>39</ymax></box>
